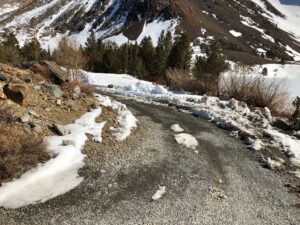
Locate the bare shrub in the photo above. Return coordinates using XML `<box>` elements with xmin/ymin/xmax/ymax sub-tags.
<box><xmin>52</xmin><ymin>37</ymin><xmax>87</xmax><ymax>80</ymax></box>
<box><xmin>165</xmin><ymin>68</ymin><xmax>205</xmax><ymax>94</ymax></box>
<box><xmin>0</xmin><ymin>123</ymin><xmax>49</xmax><ymax>184</ymax></box>
<box><xmin>0</xmin><ymin>103</ymin><xmax>16</xmax><ymax>123</ymax></box>
<box><xmin>61</xmin><ymin>80</ymin><xmax>95</xmax><ymax>98</ymax></box>
<box><xmin>219</xmin><ymin>66</ymin><xmax>292</xmax><ymax>116</ymax></box>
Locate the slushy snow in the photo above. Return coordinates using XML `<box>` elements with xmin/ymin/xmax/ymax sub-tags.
<box><xmin>171</xmin><ymin>124</ymin><xmax>184</xmax><ymax>132</ymax></box>
<box><xmin>152</xmin><ymin>186</ymin><xmax>166</xmax><ymax>201</ymax></box>
<box><xmin>95</xmin><ymin>94</ymin><xmax>137</xmax><ymax>141</ymax></box>
<box><xmin>175</xmin><ymin>133</ymin><xmax>199</xmax><ymax>149</ymax></box>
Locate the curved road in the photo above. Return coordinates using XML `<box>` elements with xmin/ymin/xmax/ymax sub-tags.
<box><xmin>1</xmin><ymin>96</ymin><xmax>299</xmax><ymax>224</ymax></box>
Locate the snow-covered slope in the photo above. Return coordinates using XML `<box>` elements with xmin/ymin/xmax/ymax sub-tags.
<box><xmin>0</xmin><ymin>0</ymin><xmax>177</xmax><ymax>50</ymax></box>
<box><xmin>251</xmin><ymin>0</ymin><xmax>300</xmax><ymax>43</ymax></box>
<box><xmin>0</xmin><ymin>0</ymin><xmax>300</xmax><ymax>62</ymax></box>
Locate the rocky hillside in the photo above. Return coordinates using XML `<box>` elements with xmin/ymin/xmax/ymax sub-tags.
<box><xmin>0</xmin><ymin>0</ymin><xmax>300</xmax><ymax>63</ymax></box>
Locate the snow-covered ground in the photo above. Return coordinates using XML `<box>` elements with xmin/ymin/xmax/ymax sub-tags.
<box><xmin>0</xmin><ymin>94</ymin><xmax>137</xmax><ymax>209</ymax></box>
<box><xmin>81</xmin><ymin>69</ymin><xmax>300</xmax><ymax>171</ymax></box>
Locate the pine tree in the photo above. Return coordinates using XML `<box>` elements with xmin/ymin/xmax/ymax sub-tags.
<box><xmin>102</xmin><ymin>43</ymin><xmax>121</xmax><ymax>73</ymax></box>
<box><xmin>128</xmin><ymin>43</ymin><xmax>147</xmax><ymax>78</ymax></box>
<box><xmin>119</xmin><ymin>43</ymin><xmax>129</xmax><ymax>73</ymax></box>
<box><xmin>139</xmin><ymin>36</ymin><xmax>156</xmax><ymax>77</ymax></box>
<box><xmin>0</xmin><ymin>32</ymin><xmax>22</xmax><ymax>64</ymax></box>
<box><xmin>168</xmin><ymin>33</ymin><xmax>192</xmax><ymax>70</ymax></box>
<box><xmin>154</xmin><ymin>30</ymin><xmax>173</xmax><ymax>75</ymax></box>
<box><xmin>85</xmin><ymin>31</ymin><xmax>98</xmax><ymax>71</ymax></box>
<box><xmin>21</xmin><ymin>37</ymin><xmax>43</xmax><ymax>62</ymax></box>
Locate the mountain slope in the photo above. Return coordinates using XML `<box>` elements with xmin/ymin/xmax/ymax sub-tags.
<box><xmin>0</xmin><ymin>0</ymin><xmax>300</xmax><ymax>63</ymax></box>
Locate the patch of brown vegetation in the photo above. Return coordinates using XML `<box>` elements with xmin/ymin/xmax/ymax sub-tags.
<box><xmin>61</xmin><ymin>80</ymin><xmax>95</xmax><ymax>98</ymax></box>
<box><xmin>0</xmin><ymin>123</ymin><xmax>49</xmax><ymax>185</ymax></box>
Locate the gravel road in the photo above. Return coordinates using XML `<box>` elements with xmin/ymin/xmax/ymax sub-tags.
<box><xmin>1</xmin><ymin>96</ymin><xmax>299</xmax><ymax>225</ymax></box>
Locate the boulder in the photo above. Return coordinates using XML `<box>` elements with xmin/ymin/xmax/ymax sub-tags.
<box><xmin>48</xmin><ymin>84</ymin><xmax>64</xmax><ymax>98</ymax></box>
<box><xmin>3</xmin><ymin>82</ymin><xmax>27</xmax><ymax>107</ymax></box>
<box><xmin>19</xmin><ymin>113</ymin><xmax>31</xmax><ymax>123</ymax></box>
<box><xmin>292</xmin><ymin>118</ymin><xmax>300</xmax><ymax>131</ymax></box>
<box><xmin>52</xmin><ymin>123</ymin><xmax>68</xmax><ymax>136</ymax></box>
<box><xmin>44</xmin><ymin>61</ymin><xmax>70</xmax><ymax>83</ymax></box>
<box><xmin>272</xmin><ymin>118</ymin><xmax>291</xmax><ymax>130</ymax></box>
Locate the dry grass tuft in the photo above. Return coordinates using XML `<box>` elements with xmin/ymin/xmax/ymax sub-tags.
<box><xmin>165</xmin><ymin>68</ymin><xmax>205</xmax><ymax>94</ymax></box>
<box><xmin>61</xmin><ymin>80</ymin><xmax>95</xmax><ymax>98</ymax></box>
<box><xmin>0</xmin><ymin>103</ymin><xmax>17</xmax><ymax>123</ymax></box>
<box><xmin>0</xmin><ymin>123</ymin><xmax>49</xmax><ymax>184</ymax></box>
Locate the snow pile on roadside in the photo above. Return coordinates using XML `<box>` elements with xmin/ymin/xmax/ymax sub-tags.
<box><xmin>95</xmin><ymin>94</ymin><xmax>137</xmax><ymax>141</ymax></box>
<box><xmin>175</xmin><ymin>133</ymin><xmax>199</xmax><ymax>149</ymax></box>
<box><xmin>0</xmin><ymin>107</ymin><xmax>104</xmax><ymax>209</ymax></box>
<box><xmin>171</xmin><ymin>124</ymin><xmax>184</xmax><ymax>132</ymax></box>
<box><xmin>264</xmin><ymin>128</ymin><xmax>300</xmax><ymax>166</ymax></box>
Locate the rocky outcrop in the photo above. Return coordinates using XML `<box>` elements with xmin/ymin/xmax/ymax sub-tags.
<box><xmin>43</xmin><ymin>61</ymin><xmax>70</xmax><ymax>84</ymax></box>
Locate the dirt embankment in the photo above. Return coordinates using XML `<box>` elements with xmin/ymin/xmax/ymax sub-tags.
<box><xmin>0</xmin><ymin>62</ymin><xmax>117</xmax><ymax>185</ymax></box>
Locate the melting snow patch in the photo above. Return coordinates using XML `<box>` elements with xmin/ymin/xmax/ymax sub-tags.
<box><xmin>152</xmin><ymin>186</ymin><xmax>166</xmax><ymax>201</ymax></box>
<box><xmin>230</xmin><ymin>30</ymin><xmax>242</xmax><ymax>37</ymax></box>
<box><xmin>247</xmin><ymin>139</ymin><xmax>263</xmax><ymax>151</ymax></box>
<box><xmin>95</xmin><ymin>94</ymin><xmax>137</xmax><ymax>141</ymax></box>
<box><xmin>171</xmin><ymin>124</ymin><xmax>184</xmax><ymax>132</ymax></box>
<box><xmin>175</xmin><ymin>133</ymin><xmax>199</xmax><ymax>149</ymax></box>
<box><xmin>264</xmin><ymin>128</ymin><xmax>300</xmax><ymax>166</ymax></box>
<box><xmin>0</xmin><ymin>108</ymin><xmax>104</xmax><ymax>209</ymax></box>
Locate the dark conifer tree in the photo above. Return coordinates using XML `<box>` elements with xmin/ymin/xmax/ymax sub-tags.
<box><xmin>168</xmin><ymin>33</ymin><xmax>192</xmax><ymax>70</ymax></box>
<box><xmin>139</xmin><ymin>36</ymin><xmax>156</xmax><ymax>77</ymax></box>
<box><xmin>21</xmin><ymin>37</ymin><xmax>44</xmax><ymax>62</ymax></box>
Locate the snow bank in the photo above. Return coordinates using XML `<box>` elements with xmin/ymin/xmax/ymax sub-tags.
<box><xmin>264</xmin><ymin>128</ymin><xmax>300</xmax><ymax>166</ymax></box>
<box><xmin>0</xmin><ymin>108</ymin><xmax>104</xmax><ymax>209</ymax></box>
<box><xmin>175</xmin><ymin>133</ymin><xmax>199</xmax><ymax>149</ymax></box>
<box><xmin>95</xmin><ymin>94</ymin><xmax>137</xmax><ymax>141</ymax></box>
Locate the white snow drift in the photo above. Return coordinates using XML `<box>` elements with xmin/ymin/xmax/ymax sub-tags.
<box><xmin>0</xmin><ymin>107</ymin><xmax>104</xmax><ymax>209</ymax></box>
<box><xmin>175</xmin><ymin>133</ymin><xmax>199</xmax><ymax>149</ymax></box>
<box><xmin>95</xmin><ymin>94</ymin><xmax>137</xmax><ymax>141</ymax></box>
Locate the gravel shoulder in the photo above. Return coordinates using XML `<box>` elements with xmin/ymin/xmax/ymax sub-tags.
<box><xmin>1</xmin><ymin>96</ymin><xmax>299</xmax><ymax>225</ymax></box>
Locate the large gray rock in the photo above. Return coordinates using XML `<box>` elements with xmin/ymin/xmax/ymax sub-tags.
<box><xmin>272</xmin><ymin>118</ymin><xmax>291</xmax><ymax>130</ymax></box>
<box><xmin>52</xmin><ymin>123</ymin><xmax>68</xmax><ymax>136</ymax></box>
<box><xmin>44</xmin><ymin>61</ymin><xmax>71</xmax><ymax>83</ymax></box>
<box><xmin>48</xmin><ymin>84</ymin><xmax>64</xmax><ymax>98</ymax></box>
<box><xmin>19</xmin><ymin>113</ymin><xmax>31</xmax><ymax>123</ymax></box>
<box><xmin>292</xmin><ymin>118</ymin><xmax>300</xmax><ymax>131</ymax></box>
